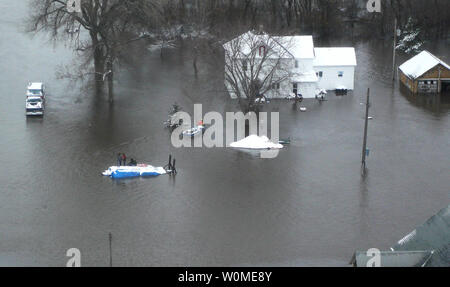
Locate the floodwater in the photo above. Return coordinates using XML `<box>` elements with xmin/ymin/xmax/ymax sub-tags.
<box><xmin>0</xmin><ymin>1</ymin><xmax>449</xmax><ymax>266</ymax></box>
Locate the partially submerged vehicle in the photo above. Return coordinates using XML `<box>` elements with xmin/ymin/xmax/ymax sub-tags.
<box><xmin>286</xmin><ymin>93</ymin><xmax>303</xmax><ymax>102</ymax></box>
<box><xmin>164</xmin><ymin>103</ymin><xmax>183</xmax><ymax>129</ymax></box>
<box><xmin>315</xmin><ymin>89</ymin><xmax>327</xmax><ymax>101</ymax></box>
<box><xmin>230</xmin><ymin>135</ymin><xmax>283</xmax><ymax>150</ymax></box>
<box><xmin>335</xmin><ymin>85</ymin><xmax>348</xmax><ymax>95</ymax></box>
<box><xmin>27</xmin><ymin>82</ymin><xmax>45</xmax><ymax>100</ymax></box>
<box><xmin>25</xmin><ymin>96</ymin><xmax>44</xmax><ymax>116</ymax></box>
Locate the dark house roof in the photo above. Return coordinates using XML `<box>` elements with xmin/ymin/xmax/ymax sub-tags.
<box><xmin>351</xmin><ymin>204</ymin><xmax>450</xmax><ymax>267</ymax></box>
<box><xmin>392</xmin><ymin>204</ymin><xmax>450</xmax><ymax>267</ymax></box>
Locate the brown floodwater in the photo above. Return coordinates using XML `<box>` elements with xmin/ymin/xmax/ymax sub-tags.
<box><xmin>0</xmin><ymin>1</ymin><xmax>449</xmax><ymax>266</ymax></box>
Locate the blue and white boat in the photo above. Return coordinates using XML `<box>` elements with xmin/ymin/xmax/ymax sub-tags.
<box><xmin>102</xmin><ymin>164</ymin><xmax>167</xmax><ymax>179</ymax></box>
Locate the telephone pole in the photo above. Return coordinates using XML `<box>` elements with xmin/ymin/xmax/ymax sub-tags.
<box><xmin>392</xmin><ymin>17</ymin><xmax>397</xmax><ymax>81</ymax></box>
<box><xmin>109</xmin><ymin>232</ymin><xmax>113</xmax><ymax>267</ymax></box>
<box><xmin>362</xmin><ymin>88</ymin><xmax>370</xmax><ymax>169</ymax></box>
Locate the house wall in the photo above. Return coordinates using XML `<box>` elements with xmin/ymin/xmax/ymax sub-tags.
<box><xmin>399</xmin><ymin>70</ymin><xmax>417</xmax><ymax>93</ymax></box>
<box><xmin>296</xmin><ymin>82</ymin><xmax>317</xmax><ymax>98</ymax></box>
<box><xmin>267</xmin><ymin>80</ymin><xmax>316</xmax><ymax>98</ymax></box>
<box><xmin>314</xmin><ymin>66</ymin><xmax>355</xmax><ymax>90</ymax></box>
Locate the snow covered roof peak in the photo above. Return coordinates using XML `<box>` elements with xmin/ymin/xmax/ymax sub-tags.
<box><xmin>399</xmin><ymin>50</ymin><xmax>450</xmax><ymax>80</ymax></box>
<box><xmin>313</xmin><ymin>48</ymin><xmax>357</xmax><ymax>66</ymax></box>
<box><xmin>223</xmin><ymin>31</ymin><xmax>314</xmax><ymax>59</ymax></box>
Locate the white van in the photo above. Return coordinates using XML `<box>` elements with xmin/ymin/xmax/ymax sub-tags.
<box><xmin>26</xmin><ymin>96</ymin><xmax>44</xmax><ymax>116</ymax></box>
<box><xmin>27</xmin><ymin>82</ymin><xmax>45</xmax><ymax>100</ymax></box>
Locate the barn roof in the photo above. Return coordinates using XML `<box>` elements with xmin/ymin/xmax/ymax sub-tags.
<box><xmin>313</xmin><ymin>48</ymin><xmax>357</xmax><ymax>66</ymax></box>
<box><xmin>399</xmin><ymin>50</ymin><xmax>450</xmax><ymax>80</ymax></box>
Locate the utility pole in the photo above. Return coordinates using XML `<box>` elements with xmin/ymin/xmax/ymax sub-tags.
<box><xmin>362</xmin><ymin>88</ymin><xmax>370</xmax><ymax>169</ymax></box>
<box><xmin>438</xmin><ymin>66</ymin><xmax>442</xmax><ymax>93</ymax></box>
<box><xmin>392</xmin><ymin>17</ymin><xmax>397</xmax><ymax>81</ymax></box>
<box><xmin>109</xmin><ymin>232</ymin><xmax>113</xmax><ymax>267</ymax></box>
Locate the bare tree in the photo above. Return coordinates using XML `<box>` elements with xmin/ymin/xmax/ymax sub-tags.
<box><xmin>28</xmin><ymin>0</ymin><xmax>160</xmax><ymax>102</ymax></box>
<box><xmin>223</xmin><ymin>30</ymin><xmax>294</xmax><ymax>112</ymax></box>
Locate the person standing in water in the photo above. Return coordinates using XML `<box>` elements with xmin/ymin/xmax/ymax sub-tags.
<box><xmin>117</xmin><ymin>153</ymin><xmax>122</xmax><ymax>166</ymax></box>
<box><xmin>122</xmin><ymin>153</ymin><xmax>127</xmax><ymax>166</ymax></box>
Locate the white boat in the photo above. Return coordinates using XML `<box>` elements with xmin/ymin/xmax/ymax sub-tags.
<box><xmin>300</xmin><ymin>107</ymin><xmax>307</xmax><ymax>112</ymax></box>
<box><xmin>102</xmin><ymin>164</ymin><xmax>166</xmax><ymax>179</ymax></box>
<box><xmin>230</xmin><ymin>135</ymin><xmax>283</xmax><ymax>150</ymax></box>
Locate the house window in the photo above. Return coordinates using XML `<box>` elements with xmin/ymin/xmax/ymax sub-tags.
<box><xmin>295</xmin><ymin>60</ymin><xmax>299</xmax><ymax>68</ymax></box>
<box><xmin>272</xmin><ymin>83</ymin><xmax>280</xmax><ymax>90</ymax></box>
<box><xmin>242</xmin><ymin>60</ymin><xmax>247</xmax><ymax>71</ymax></box>
<box><xmin>338</xmin><ymin>71</ymin><xmax>344</xmax><ymax>77</ymax></box>
<box><xmin>317</xmin><ymin>71</ymin><xmax>323</xmax><ymax>78</ymax></box>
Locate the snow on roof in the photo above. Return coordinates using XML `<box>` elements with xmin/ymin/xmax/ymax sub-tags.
<box><xmin>313</xmin><ymin>48</ymin><xmax>357</xmax><ymax>66</ymax></box>
<box><xmin>287</xmin><ymin>36</ymin><xmax>314</xmax><ymax>59</ymax></box>
<box><xmin>28</xmin><ymin>82</ymin><xmax>43</xmax><ymax>90</ymax></box>
<box><xmin>223</xmin><ymin>31</ymin><xmax>314</xmax><ymax>59</ymax></box>
<box><xmin>399</xmin><ymin>50</ymin><xmax>450</xmax><ymax>80</ymax></box>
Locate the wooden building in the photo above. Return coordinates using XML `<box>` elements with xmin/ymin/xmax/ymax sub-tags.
<box><xmin>399</xmin><ymin>51</ymin><xmax>450</xmax><ymax>94</ymax></box>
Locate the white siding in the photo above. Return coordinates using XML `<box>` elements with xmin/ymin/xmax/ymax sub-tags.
<box><xmin>296</xmin><ymin>82</ymin><xmax>317</xmax><ymax>98</ymax></box>
<box><xmin>314</xmin><ymin>66</ymin><xmax>355</xmax><ymax>90</ymax></box>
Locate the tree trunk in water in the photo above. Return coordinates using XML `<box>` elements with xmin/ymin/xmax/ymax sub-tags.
<box><xmin>106</xmin><ymin>61</ymin><xmax>114</xmax><ymax>103</ymax></box>
<box><xmin>92</xmin><ymin>33</ymin><xmax>105</xmax><ymax>97</ymax></box>
<box><xmin>94</xmin><ymin>54</ymin><xmax>105</xmax><ymax>96</ymax></box>
<box><xmin>193</xmin><ymin>48</ymin><xmax>198</xmax><ymax>79</ymax></box>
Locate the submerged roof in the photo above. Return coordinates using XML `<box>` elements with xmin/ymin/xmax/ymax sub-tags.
<box><xmin>351</xmin><ymin>251</ymin><xmax>434</xmax><ymax>267</ymax></box>
<box><xmin>28</xmin><ymin>82</ymin><xmax>43</xmax><ymax>90</ymax></box>
<box><xmin>313</xmin><ymin>48</ymin><xmax>357</xmax><ymax>66</ymax></box>
<box><xmin>399</xmin><ymin>50</ymin><xmax>450</xmax><ymax>80</ymax></box>
<box><xmin>391</xmin><ymin>204</ymin><xmax>450</xmax><ymax>267</ymax></box>
<box><xmin>287</xmin><ymin>36</ymin><xmax>314</xmax><ymax>59</ymax></box>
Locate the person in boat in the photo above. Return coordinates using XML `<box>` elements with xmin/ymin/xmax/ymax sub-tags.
<box><xmin>122</xmin><ymin>153</ymin><xmax>127</xmax><ymax>166</ymax></box>
<box><xmin>129</xmin><ymin>158</ymin><xmax>137</xmax><ymax>166</ymax></box>
<box><xmin>117</xmin><ymin>153</ymin><xmax>122</xmax><ymax>166</ymax></box>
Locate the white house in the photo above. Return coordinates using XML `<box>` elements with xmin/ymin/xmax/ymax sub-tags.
<box><xmin>223</xmin><ymin>31</ymin><xmax>357</xmax><ymax>99</ymax></box>
<box><xmin>313</xmin><ymin>47</ymin><xmax>357</xmax><ymax>91</ymax></box>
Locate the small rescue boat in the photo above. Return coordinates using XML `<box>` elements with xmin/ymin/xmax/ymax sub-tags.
<box><xmin>102</xmin><ymin>164</ymin><xmax>166</xmax><ymax>179</ymax></box>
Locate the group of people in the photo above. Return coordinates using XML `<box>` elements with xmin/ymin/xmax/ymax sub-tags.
<box><xmin>117</xmin><ymin>153</ymin><xmax>137</xmax><ymax>166</ymax></box>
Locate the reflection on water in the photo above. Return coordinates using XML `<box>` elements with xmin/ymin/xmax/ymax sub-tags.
<box><xmin>400</xmin><ymin>84</ymin><xmax>450</xmax><ymax>115</ymax></box>
<box><xmin>0</xmin><ymin>1</ymin><xmax>449</xmax><ymax>266</ymax></box>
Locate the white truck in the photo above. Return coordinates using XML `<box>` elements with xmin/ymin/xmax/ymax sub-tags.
<box><xmin>26</xmin><ymin>82</ymin><xmax>45</xmax><ymax>116</ymax></box>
